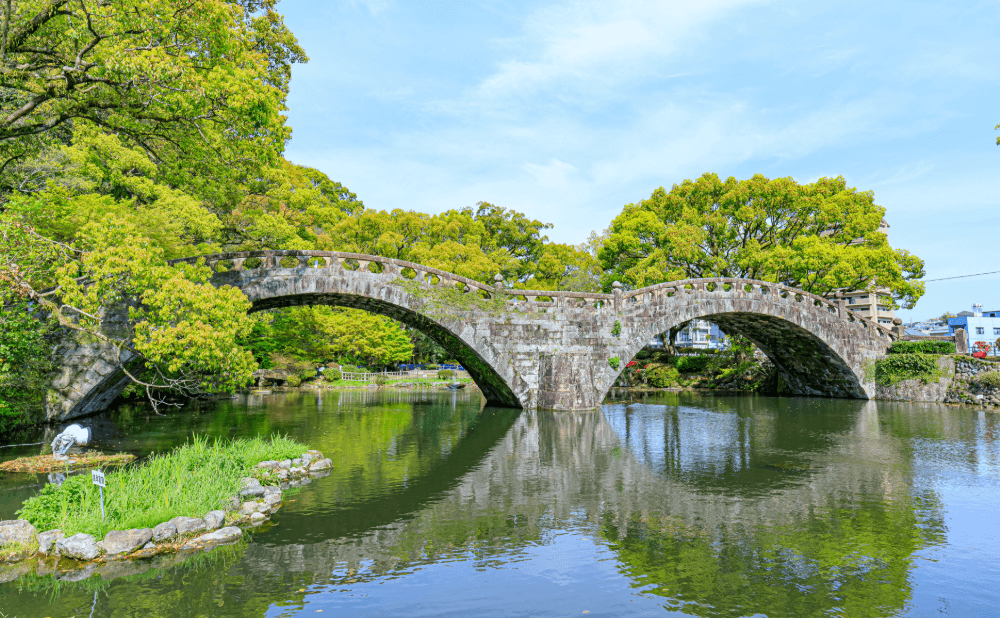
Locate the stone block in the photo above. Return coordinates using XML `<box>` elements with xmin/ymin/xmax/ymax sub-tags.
<box><xmin>180</xmin><ymin>526</ymin><xmax>242</xmax><ymax>550</ymax></box>
<box><xmin>204</xmin><ymin>510</ymin><xmax>226</xmax><ymax>530</ymax></box>
<box><xmin>37</xmin><ymin>529</ymin><xmax>63</xmax><ymax>554</ymax></box>
<box><xmin>97</xmin><ymin>528</ymin><xmax>153</xmax><ymax>557</ymax></box>
<box><xmin>168</xmin><ymin>516</ymin><xmax>207</xmax><ymax>535</ymax></box>
<box><xmin>0</xmin><ymin>520</ymin><xmax>37</xmax><ymax>548</ymax></box>
<box><xmin>56</xmin><ymin>533</ymin><xmax>99</xmax><ymax>561</ymax></box>
<box><xmin>152</xmin><ymin>521</ymin><xmax>177</xmax><ymax>542</ymax></box>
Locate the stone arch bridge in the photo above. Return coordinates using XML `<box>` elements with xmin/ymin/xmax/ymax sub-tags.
<box><xmin>49</xmin><ymin>250</ymin><xmax>899</xmax><ymax>418</ymax></box>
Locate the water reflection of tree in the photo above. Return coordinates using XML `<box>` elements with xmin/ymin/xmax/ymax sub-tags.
<box><xmin>604</xmin><ymin>492</ymin><xmax>945</xmax><ymax>617</ymax></box>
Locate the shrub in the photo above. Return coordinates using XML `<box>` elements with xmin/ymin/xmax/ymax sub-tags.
<box><xmin>438</xmin><ymin>369</ymin><xmax>455</xmax><ymax>379</ymax></box>
<box><xmin>611</xmin><ymin>320</ymin><xmax>622</xmax><ymax>337</ymax></box>
<box><xmin>973</xmin><ymin>371</ymin><xmax>1000</xmax><ymax>388</ymax></box>
<box><xmin>676</xmin><ymin>355</ymin><xmax>712</xmax><ymax>374</ymax></box>
<box><xmin>608</xmin><ymin>357</ymin><xmax>621</xmax><ymax>370</ymax></box>
<box><xmin>427</xmin><ymin>364</ymin><xmax>440</xmax><ymax>370</ymax></box>
<box><xmin>645</xmin><ymin>364</ymin><xmax>680</xmax><ymax>388</ymax></box>
<box><xmin>284</xmin><ymin>375</ymin><xmax>302</xmax><ymax>387</ymax></box>
<box><xmin>340</xmin><ymin>364</ymin><xmax>359</xmax><ymax>373</ymax></box>
<box><xmin>874</xmin><ymin>354</ymin><xmax>941</xmax><ymax>386</ymax></box>
<box><xmin>373</xmin><ymin>374</ymin><xmax>389</xmax><ymax>387</ymax></box>
<box><xmin>887</xmin><ymin>340</ymin><xmax>955</xmax><ymax>355</ymax></box>
<box><xmin>299</xmin><ymin>370</ymin><xmax>317</xmax><ymax>381</ymax></box>
<box><xmin>322</xmin><ymin>368</ymin><xmax>343</xmax><ymax>382</ymax></box>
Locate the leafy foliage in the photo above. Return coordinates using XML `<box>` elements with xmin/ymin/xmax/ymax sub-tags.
<box><xmin>887</xmin><ymin>340</ymin><xmax>955</xmax><ymax>355</ymax></box>
<box><xmin>0</xmin><ymin>0</ymin><xmax>305</xmax><ymax>202</ymax></box>
<box><xmin>644</xmin><ymin>364</ymin><xmax>680</xmax><ymax>388</ymax></box>
<box><xmin>0</xmin><ymin>303</ymin><xmax>53</xmax><ymax>433</ymax></box>
<box><xmin>261</xmin><ymin>306</ymin><xmax>413</xmax><ymax>368</ymax></box>
<box><xmin>438</xmin><ymin>369</ymin><xmax>455</xmax><ymax>380</ymax></box>
<box><xmin>874</xmin><ymin>354</ymin><xmax>942</xmax><ymax>386</ymax></box>
<box><xmin>676</xmin><ymin>355</ymin><xmax>712</xmax><ymax>374</ymax></box>
<box><xmin>598</xmin><ymin>173</ymin><xmax>925</xmax><ymax>308</ymax></box>
<box><xmin>608</xmin><ymin>357</ymin><xmax>621</xmax><ymax>370</ymax></box>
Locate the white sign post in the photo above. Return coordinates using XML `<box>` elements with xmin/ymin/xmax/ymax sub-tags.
<box><xmin>91</xmin><ymin>469</ymin><xmax>106</xmax><ymax>521</ymax></box>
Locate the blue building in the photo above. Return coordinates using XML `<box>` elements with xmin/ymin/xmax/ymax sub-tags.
<box><xmin>948</xmin><ymin>304</ymin><xmax>1000</xmax><ymax>352</ymax></box>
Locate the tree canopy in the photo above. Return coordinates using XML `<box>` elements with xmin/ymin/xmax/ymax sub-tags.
<box><xmin>598</xmin><ymin>173</ymin><xmax>925</xmax><ymax>309</ymax></box>
<box><xmin>0</xmin><ymin>0</ymin><xmax>305</xmax><ymax>202</ymax></box>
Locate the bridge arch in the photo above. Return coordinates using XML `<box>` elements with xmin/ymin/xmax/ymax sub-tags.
<box><xmin>196</xmin><ymin>251</ymin><xmax>532</xmax><ymax>409</ymax></box>
<box><xmin>600</xmin><ymin>279</ymin><xmax>894</xmax><ymax>401</ymax></box>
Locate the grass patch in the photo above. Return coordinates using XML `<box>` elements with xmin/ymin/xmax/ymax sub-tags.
<box><xmin>874</xmin><ymin>354</ymin><xmax>943</xmax><ymax>386</ymax></box>
<box><xmin>16</xmin><ymin>435</ymin><xmax>307</xmax><ymax>539</ymax></box>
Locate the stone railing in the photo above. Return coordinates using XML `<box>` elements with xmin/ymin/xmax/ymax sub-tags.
<box><xmin>618</xmin><ymin>277</ymin><xmax>895</xmax><ymax>339</ymax></box>
<box><xmin>168</xmin><ymin>251</ymin><xmax>893</xmax><ymax>337</ymax></box>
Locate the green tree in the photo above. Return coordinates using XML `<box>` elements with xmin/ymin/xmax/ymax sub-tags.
<box><xmin>0</xmin><ymin>0</ymin><xmax>305</xmax><ymax>202</ymax></box>
<box><xmin>598</xmin><ymin>173</ymin><xmax>925</xmax><ymax>308</ymax></box>
<box><xmin>266</xmin><ymin>306</ymin><xmax>413</xmax><ymax>368</ymax></box>
<box><xmin>0</xmin><ymin>213</ymin><xmax>257</xmax><ymax>412</ymax></box>
<box><xmin>526</xmin><ymin>243</ymin><xmax>602</xmax><ymax>292</ymax></box>
<box><xmin>0</xmin><ymin>303</ymin><xmax>52</xmax><ymax>432</ymax></box>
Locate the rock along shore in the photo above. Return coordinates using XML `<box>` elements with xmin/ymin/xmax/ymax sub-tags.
<box><xmin>0</xmin><ymin>449</ymin><xmax>334</xmax><ymax>583</ymax></box>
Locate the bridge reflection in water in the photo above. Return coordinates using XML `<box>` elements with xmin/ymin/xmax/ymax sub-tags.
<box><xmin>233</xmin><ymin>393</ymin><xmax>945</xmax><ymax>617</ymax></box>
<box><xmin>4</xmin><ymin>391</ymin><xmax>970</xmax><ymax>617</ymax></box>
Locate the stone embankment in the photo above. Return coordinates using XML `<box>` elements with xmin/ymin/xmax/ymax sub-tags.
<box><xmin>0</xmin><ymin>450</ymin><xmax>334</xmax><ymax>583</ymax></box>
<box><xmin>873</xmin><ymin>355</ymin><xmax>1000</xmax><ymax>408</ymax></box>
<box><xmin>943</xmin><ymin>358</ymin><xmax>1000</xmax><ymax>406</ymax></box>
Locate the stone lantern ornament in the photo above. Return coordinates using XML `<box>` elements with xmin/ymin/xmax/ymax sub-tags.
<box><xmin>50</xmin><ymin>424</ymin><xmax>91</xmax><ymax>460</ymax></box>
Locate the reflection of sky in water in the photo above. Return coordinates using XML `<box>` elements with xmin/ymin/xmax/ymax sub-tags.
<box><xmin>604</xmin><ymin>402</ymin><xmax>752</xmax><ymax>476</ymax></box>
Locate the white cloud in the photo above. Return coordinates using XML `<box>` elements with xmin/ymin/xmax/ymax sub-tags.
<box><xmin>467</xmin><ymin>0</ymin><xmax>764</xmax><ymax>106</ymax></box>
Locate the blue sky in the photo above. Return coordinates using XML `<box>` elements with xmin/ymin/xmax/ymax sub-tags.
<box><xmin>279</xmin><ymin>0</ymin><xmax>1000</xmax><ymax>322</ymax></box>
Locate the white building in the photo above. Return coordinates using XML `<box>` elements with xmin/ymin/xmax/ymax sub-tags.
<box><xmin>647</xmin><ymin>320</ymin><xmax>727</xmax><ymax>350</ymax></box>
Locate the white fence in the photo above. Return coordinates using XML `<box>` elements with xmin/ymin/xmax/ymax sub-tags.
<box><xmin>339</xmin><ymin>370</ymin><xmax>413</xmax><ymax>382</ymax></box>
<box><xmin>337</xmin><ymin>369</ymin><xmax>471</xmax><ymax>382</ymax></box>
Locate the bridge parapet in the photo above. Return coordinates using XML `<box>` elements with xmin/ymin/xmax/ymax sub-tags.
<box><xmin>619</xmin><ymin>277</ymin><xmax>894</xmax><ymax>340</ymax></box>
<box><xmin>170</xmin><ymin>252</ymin><xmax>894</xmax><ymax>339</ymax></box>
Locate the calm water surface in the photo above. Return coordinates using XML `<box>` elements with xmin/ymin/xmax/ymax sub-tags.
<box><xmin>1</xmin><ymin>389</ymin><xmax>998</xmax><ymax>617</ymax></box>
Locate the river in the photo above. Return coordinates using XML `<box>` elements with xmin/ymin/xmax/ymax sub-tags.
<box><xmin>1</xmin><ymin>389</ymin><xmax>998</xmax><ymax>617</ymax></box>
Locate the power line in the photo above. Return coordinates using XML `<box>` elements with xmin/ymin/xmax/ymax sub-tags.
<box><xmin>925</xmin><ymin>270</ymin><xmax>1000</xmax><ymax>282</ymax></box>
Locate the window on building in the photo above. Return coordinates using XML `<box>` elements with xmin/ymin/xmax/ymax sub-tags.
<box><xmin>848</xmin><ymin>298</ymin><xmax>856</xmax><ymax>305</ymax></box>
<box><xmin>994</xmin><ymin>328</ymin><xmax>1000</xmax><ymax>335</ymax></box>
<box><xmin>976</xmin><ymin>327</ymin><xmax>985</xmax><ymax>335</ymax></box>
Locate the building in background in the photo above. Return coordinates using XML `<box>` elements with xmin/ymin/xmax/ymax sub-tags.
<box><xmin>647</xmin><ymin>320</ymin><xmax>728</xmax><ymax>350</ymax></box>
<box><xmin>948</xmin><ymin>304</ymin><xmax>1000</xmax><ymax>352</ymax></box>
<box><xmin>839</xmin><ymin>218</ymin><xmax>897</xmax><ymax>326</ymax></box>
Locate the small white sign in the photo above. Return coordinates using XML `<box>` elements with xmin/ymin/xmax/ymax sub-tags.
<box><xmin>91</xmin><ymin>469</ymin><xmax>106</xmax><ymax>488</ymax></box>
